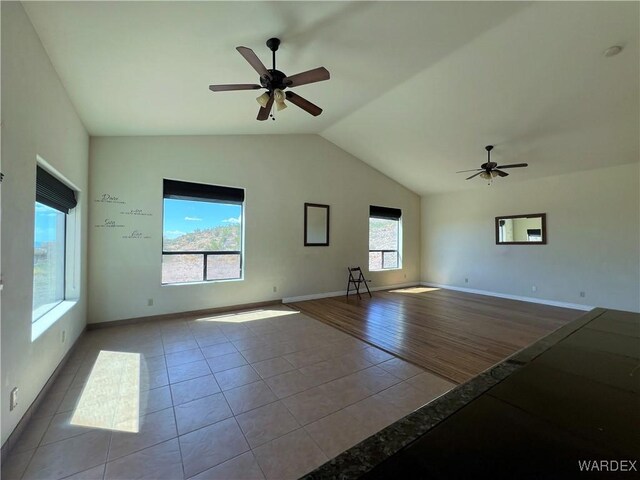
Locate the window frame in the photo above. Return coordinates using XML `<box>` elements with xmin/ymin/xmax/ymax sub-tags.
<box><xmin>161</xmin><ymin>248</ymin><xmax>244</xmax><ymax>284</ymax></box>
<box><xmin>32</xmin><ymin>158</ymin><xmax>81</xmax><ymax>341</ymax></box>
<box><xmin>161</xmin><ymin>179</ymin><xmax>245</xmax><ymax>285</ymax></box>
<box><xmin>368</xmin><ymin>205</ymin><xmax>403</xmax><ymax>271</ymax></box>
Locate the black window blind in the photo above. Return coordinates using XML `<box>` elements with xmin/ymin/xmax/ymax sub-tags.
<box><xmin>370</xmin><ymin>205</ymin><xmax>402</xmax><ymax>220</ymax></box>
<box><xmin>164</xmin><ymin>179</ymin><xmax>244</xmax><ymax>204</ymax></box>
<box><xmin>36</xmin><ymin>166</ymin><xmax>77</xmax><ymax>214</ymax></box>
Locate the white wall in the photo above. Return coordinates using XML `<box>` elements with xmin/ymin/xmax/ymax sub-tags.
<box><xmin>421</xmin><ymin>163</ymin><xmax>640</xmax><ymax>312</ymax></box>
<box><xmin>1</xmin><ymin>2</ymin><xmax>89</xmax><ymax>445</ymax></box>
<box><xmin>88</xmin><ymin>135</ymin><xmax>420</xmax><ymax>323</ymax></box>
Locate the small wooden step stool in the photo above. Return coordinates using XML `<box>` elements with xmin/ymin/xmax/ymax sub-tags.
<box><xmin>346</xmin><ymin>267</ymin><xmax>372</xmax><ymax>299</ymax></box>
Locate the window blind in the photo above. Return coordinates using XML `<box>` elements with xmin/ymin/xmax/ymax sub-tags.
<box><xmin>36</xmin><ymin>166</ymin><xmax>77</xmax><ymax>214</ymax></box>
<box><xmin>163</xmin><ymin>179</ymin><xmax>245</xmax><ymax>204</ymax></box>
<box><xmin>370</xmin><ymin>205</ymin><xmax>402</xmax><ymax>220</ymax></box>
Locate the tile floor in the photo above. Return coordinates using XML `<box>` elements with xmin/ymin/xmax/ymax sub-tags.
<box><xmin>2</xmin><ymin>306</ymin><xmax>455</xmax><ymax>480</ymax></box>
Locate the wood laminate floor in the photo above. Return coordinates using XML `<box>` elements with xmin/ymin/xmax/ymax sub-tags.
<box><xmin>291</xmin><ymin>287</ymin><xmax>584</xmax><ymax>384</ymax></box>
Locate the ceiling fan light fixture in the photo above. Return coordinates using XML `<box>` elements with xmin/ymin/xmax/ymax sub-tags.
<box><xmin>256</xmin><ymin>92</ymin><xmax>270</xmax><ymax>107</ymax></box>
<box><xmin>274</xmin><ymin>89</ymin><xmax>287</xmax><ymax>111</ymax></box>
<box><xmin>480</xmin><ymin>171</ymin><xmax>491</xmax><ymax>180</ymax></box>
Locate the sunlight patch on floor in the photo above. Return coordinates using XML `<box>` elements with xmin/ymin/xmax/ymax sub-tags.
<box><xmin>70</xmin><ymin>350</ymin><xmax>140</xmax><ymax>433</ymax></box>
<box><xmin>195</xmin><ymin>308</ymin><xmax>300</xmax><ymax>323</ymax></box>
<box><xmin>389</xmin><ymin>287</ymin><xmax>441</xmax><ymax>294</ymax></box>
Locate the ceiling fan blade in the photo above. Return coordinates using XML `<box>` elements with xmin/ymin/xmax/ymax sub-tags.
<box><xmin>494</xmin><ymin>170</ymin><xmax>509</xmax><ymax>177</ymax></box>
<box><xmin>257</xmin><ymin>94</ymin><xmax>274</xmax><ymax>121</ymax></box>
<box><xmin>285</xmin><ymin>91</ymin><xmax>322</xmax><ymax>116</ymax></box>
<box><xmin>496</xmin><ymin>163</ymin><xmax>528</xmax><ymax>169</ymax></box>
<box><xmin>456</xmin><ymin>168</ymin><xmax>482</xmax><ymax>173</ymax></box>
<box><xmin>284</xmin><ymin>67</ymin><xmax>330</xmax><ymax>87</ymax></box>
<box><xmin>209</xmin><ymin>84</ymin><xmax>262</xmax><ymax>92</ymax></box>
<box><xmin>466</xmin><ymin>172</ymin><xmax>483</xmax><ymax>180</ymax></box>
<box><xmin>236</xmin><ymin>46</ymin><xmax>271</xmax><ymax>80</ymax></box>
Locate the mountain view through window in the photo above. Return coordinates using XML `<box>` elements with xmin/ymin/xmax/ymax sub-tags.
<box><xmin>162</xmin><ymin>198</ymin><xmax>242</xmax><ymax>283</ymax></box>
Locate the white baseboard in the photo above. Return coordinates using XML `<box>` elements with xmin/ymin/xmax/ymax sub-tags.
<box><xmin>282</xmin><ymin>281</ymin><xmax>418</xmax><ymax>304</ymax></box>
<box><xmin>420</xmin><ymin>281</ymin><xmax>593</xmax><ymax>311</ymax></box>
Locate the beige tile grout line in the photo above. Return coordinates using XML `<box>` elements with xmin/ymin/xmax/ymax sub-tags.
<box><xmin>160</xmin><ymin>331</ymin><xmax>186</xmax><ymax>480</ymax></box>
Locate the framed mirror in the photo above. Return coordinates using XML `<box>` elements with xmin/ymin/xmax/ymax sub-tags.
<box><xmin>496</xmin><ymin>213</ymin><xmax>546</xmax><ymax>245</ymax></box>
<box><xmin>304</xmin><ymin>203</ymin><xmax>330</xmax><ymax>246</ymax></box>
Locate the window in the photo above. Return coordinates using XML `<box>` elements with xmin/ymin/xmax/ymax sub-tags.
<box><xmin>369</xmin><ymin>205</ymin><xmax>402</xmax><ymax>271</ymax></box>
<box><xmin>162</xmin><ymin>179</ymin><xmax>244</xmax><ymax>284</ymax></box>
<box><xmin>33</xmin><ymin>166</ymin><xmax>77</xmax><ymax>322</ymax></box>
<box><xmin>527</xmin><ymin>228</ymin><xmax>542</xmax><ymax>242</ymax></box>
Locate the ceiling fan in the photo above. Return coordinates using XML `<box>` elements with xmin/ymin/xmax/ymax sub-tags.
<box><xmin>457</xmin><ymin>145</ymin><xmax>528</xmax><ymax>183</ymax></box>
<box><xmin>209</xmin><ymin>38</ymin><xmax>330</xmax><ymax>121</ymax></box>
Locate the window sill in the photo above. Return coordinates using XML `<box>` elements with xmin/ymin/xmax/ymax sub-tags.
<box><xmin>161</xmin><ymin>277</ymin><xmax>244</xmax><ymax>286</ymax></box>
<box><xmin>370</xmin><ymin>268</ymin><xmax>403</xmax><ymax>272</ymax></box>
<box><xmin>31</xmin><ymin>300</ymin><xmax>77</xmax><ymax>342</ymax></box>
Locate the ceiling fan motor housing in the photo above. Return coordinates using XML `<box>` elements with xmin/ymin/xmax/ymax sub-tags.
<box><xmin>481</xmin><ymin>162</ymin><xmax>498</xmax><ymax>171</ymax></box>
<box><xmin>260</xmin><ymin>69</ymin><xmax>288</xmax><ymax>90</ymax></box>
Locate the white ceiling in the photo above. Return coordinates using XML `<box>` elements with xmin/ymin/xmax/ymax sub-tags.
<box><xmin>24</xmin><ymin>1</ymin><xmax>639</xmax><ymax>195</ymax></box>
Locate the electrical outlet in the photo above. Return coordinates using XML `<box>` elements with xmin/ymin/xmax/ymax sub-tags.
<box><xmin>580</xmin><ymin>291</ymin><xmax>586</xmax><ymax>298</ymax></box>
<box><xmin>10</xmin><ymin>387</ymin><xmax>18</xmax><ymax>411</ymax></box>
<box><xmin>61</xmin><ymin>330</ymin><xmax>66</xmax><ymax>343</ymax></box>
<box><xmin>147</xmin><ymin>298</ymin><xmax>154</xmax><ymax>306</ymax></box>
<box><xmin>272</xmin><ymin>286</ymin><xmax>277</xmax><ymax>293</ymax></box>
<box><xmin>464</xmin><ymin>278</ymin><xmax>469</xmax><ymax>284</ymax></box>
<box><xmin>532</xmin><ymin>285</ymin><xmax>537</xmax><ymax>292</ymax></box>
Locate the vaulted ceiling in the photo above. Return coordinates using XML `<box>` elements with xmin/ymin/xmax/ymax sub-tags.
<box><xmin>24</xmin><ymin>1</ymin><xmax>639</xmax><ymax>194</ymax></box>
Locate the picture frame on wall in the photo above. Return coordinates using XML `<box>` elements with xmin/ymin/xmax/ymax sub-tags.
<box><xmin>304</xmin><ymin>203</ymin><xmax>330</xmax><ymax>246</ymax></box>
